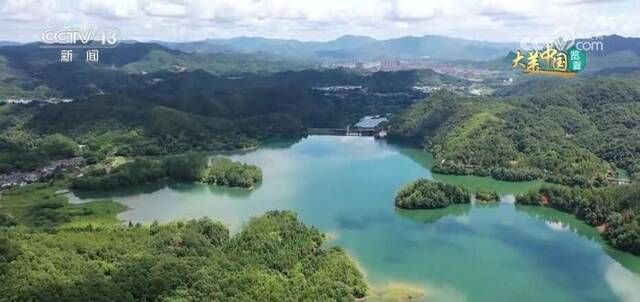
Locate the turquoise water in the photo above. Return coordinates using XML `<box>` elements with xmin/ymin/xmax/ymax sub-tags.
<box><xmin>69</xmin><ymin>136</ymin><xmax>640</xmax><ymax>302</ymax></box>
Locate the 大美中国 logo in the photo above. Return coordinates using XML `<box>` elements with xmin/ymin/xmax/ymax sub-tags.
<box><xmin>512</xmin><ymin>44</ymin><xmax>586</xmax><ymax>77</ymax></box>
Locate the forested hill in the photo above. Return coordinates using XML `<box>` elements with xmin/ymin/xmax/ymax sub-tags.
<box><xmin>0</xmin><ymin>42</ymin><xmax>467</xmax><ymax>99</ymax></box>
<box><xmin>388</xmin><ymin>76</ymin><xmax>640</xmax><ymax>186</ymax></box>
<box><xmin>0</xmin><ymin>210</ymin><xmax>367</xmax><ymax>301</ymax></box>
<box><xmin>0</xmin><ymin>42</ymin><xmax>308</xmax><ymax>76</ymax></box>
<box><xmin>1</xmin><ymin>41</ymin><xmax>466</xmax><ymax>173</ymax></box>
<box><xmin>0</xmin><ymin>42</ymin><xmax>314</xmax><ymax>100</ymax></box>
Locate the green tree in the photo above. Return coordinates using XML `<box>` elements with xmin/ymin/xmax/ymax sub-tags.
<box><xmin>395</xmin><ymin>179</ymin><xmax>471</xmax><ymax>209</ymax></box>
<box><xmin>38</xmin><ymin>134</ymin><xmax>79</xmax><ymax>159</ymax></box>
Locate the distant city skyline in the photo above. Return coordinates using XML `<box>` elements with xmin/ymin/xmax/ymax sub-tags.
<box><xmin>1</xmin><ymin>0</ymin><xmax>639</xmax><ymax>43</ymax></box>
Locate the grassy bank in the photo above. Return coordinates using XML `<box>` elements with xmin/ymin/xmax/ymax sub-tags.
<box><xmin>0</xmin><ymin>181</ymin><xmax>126</xmax><ymax>228</ymax></box>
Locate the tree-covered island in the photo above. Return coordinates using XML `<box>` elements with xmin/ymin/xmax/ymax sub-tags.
<box><xmin>395</xmin><ymin>179</ymin><xmax>471</xmax><ymax>210</ymax></box>
<box><xmin>71</xmin><ymin>156</ymin><xmax>262</xmax><ymax>191</ymax></box>
<box><xmin>475</xmin><ymin>189</ymin><xmax>500</xmax><ymax>203</ymax></box>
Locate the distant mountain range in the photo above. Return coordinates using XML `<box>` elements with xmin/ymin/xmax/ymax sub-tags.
<box><xmin>0</xmin><ymin>41</ymin><xmax>21</xmax><ymax>47</ymax></box>
<box><xmin>4</xmin><ymin>33</ymin><xmax>640</xmax><ymax>66</ymax></box>
<box><xmin>159</xmin><ymin>35</ymin><xmax>519</xmax><ymax>62</ymax></box>
<box><xmin>1</xmin><ymin>34</ymin><xmax>640</xmax><ymax>92</ymax></box>
<box><xmin>158</xmin><ymin>34</ymin><xmax>640</xmax><ymax>68</ymax></box>
<box><xmin>578</xmin><ymin>35</ymin><xmax>640</xmax><ymax>73</ymax></box>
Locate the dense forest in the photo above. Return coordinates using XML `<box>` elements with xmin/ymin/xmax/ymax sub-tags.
<box><xmin>71</xmin><ymin>156</ymin><xmax>262</xmax><ymax>191</ymax></box>
<box><xmin>0</xmin><ymin>43</ymin><xmax>447</xmax><ymax>174</ymax></box>
<box><xmin>517</xmin><ymin>184</ymin><xmax>640</xmax><ymax>255</ymax></box>
<box><xmin>0</xmin><ymin>181</ymin><xmax>366</xmax><ymax>301</ymax></box>
<box><xmin>388</xmin><ymin>76</ymin><xmax>640</xmax><ymax>186</ymax></box>
<box><xmin>395</xmin><ymin>179</ymin><xmax>471</xmax><ymax>209</ymax></box>
<box><xmin>0</xmin><ymin>210</ymin><xmax>366</xmax><ymax>301</ymax></box>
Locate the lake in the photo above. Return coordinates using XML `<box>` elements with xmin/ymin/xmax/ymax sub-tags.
<box><xmin>68</xmin><ymin>135</ymin><xmax>640</xmax><ymax>302</ymax></box>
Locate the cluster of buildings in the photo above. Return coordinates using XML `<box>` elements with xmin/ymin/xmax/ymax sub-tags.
<box><xmin>318</xmin><ymin>60</ymin><xmax>409</xmax><ymax>72</ymax></box>
<box><xmin>428</xmin><ymin>65</ymin><xmax>499</xmax><ymax>80</ymax></box>
<box><xmin>411</xmin><ymin>83</ymin><xmax>467</xmax><ymax>93</ymax></box>
<box><xmin>0</xmin><ymin>157</ymin><xmax>85</xmax><ymax>188</ymax></box>
<box><xmin>319</xmin><ymin>60</ymin><xmax>516</xmax><ymax>87</ymax></box>
<box><xmin>311</xmin><ymin>85</ymin><xmax>363</xmax><ymax>92</ymax></box>
<box><xmin>320</xmin><ymin>60</ymin><xmax>409</xmax><ymax>71</ymax></box>
<box><xmin>311</xmin><ymin>85</ymin><xmax>367</xmax><ymax>99</ymax></box>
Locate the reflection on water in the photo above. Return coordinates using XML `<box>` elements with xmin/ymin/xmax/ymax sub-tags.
<box><xmin>396</xmin><ymin>204</ymin><xmax>471</xmax><ymax>225</ymax></box>
<box><xmin>516</xmin><ymin>205</ymin><xmax>602</xmax><ymax>241</ymax></box>
<box><xmin>546</xmin><ymin>220</ymin><xmax>571</xmax><ymax>232</ymax></box>
<box><xmin>396</xmin><ymin>147</ymin><xmax>545</xmax><ymax>196</ymax></box>
<box><xmin>170</xmin><ymin>182</ymin><xmax>257</xmax><ymax>198</ymax></box>
<box><xmin>67</xmin><ymin>135</ymin><xmax>640</xmax><ymax>302</ymax></box>
<box><xmin>517</xmin><ymin>205</ymin><xmax>640</xmax><ymax>275</ymax></box>
<box><xmin>69</xmin><ymin>181</ymin><xmax>168</xmax><ymax>201</ymax></box>
<box><xmin>606</xmin><ymin>262</ymin><xmax>640</xmax><ymax>302</ymax></box>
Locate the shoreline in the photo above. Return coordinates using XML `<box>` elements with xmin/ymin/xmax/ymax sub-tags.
<box><xmin>360</xmin><ymin>282</ymin><xmax>427</xmax><ymax>302</ymax></box>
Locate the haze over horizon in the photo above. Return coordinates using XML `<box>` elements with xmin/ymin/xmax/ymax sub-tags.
<box><xmin>1</xmin><ymin>0</ymin><xmax>639</xmax><ymax>43</ymax></box>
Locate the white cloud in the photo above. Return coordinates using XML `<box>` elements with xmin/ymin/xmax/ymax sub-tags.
<box><xmin>77</xmin><ymin>0</ymin><xmax>142</xmax><ymax>19</ymax></box>
<box><xmin>0</xmin><ymin>0</ymin><xmax>57</xmax><ymax>21</ymax></box>
<box><xmin>389</xmin><ymin>0</ymin><xmax>441</xmax><ymax>21</ymax></box>
<box><xmin>143</xmin><ymin>1</ymin><xmax>188</xmax><ymax>17</ymax></box>
<box><xmin>0</xmin><ymin>0</ymin><xmax>637</xmax><ymax>42</ymax></box>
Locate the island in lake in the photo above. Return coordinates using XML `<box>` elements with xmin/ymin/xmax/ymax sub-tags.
<box><xmin>71</xmin><ymin>156</ymin><xmax>262</xmax><ymax>191</ymax></box>
<box><xmin>395</xmin><ymin>179</ymin><xmax>471</xmax><ymax>209</ymax></box>
<box><xmin>474</xmin><ymin>189</ymin><xmax>500</xmax><ymax>203</ymax></box>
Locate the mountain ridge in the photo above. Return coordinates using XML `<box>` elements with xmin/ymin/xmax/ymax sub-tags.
<box><xmin>159</xmin><ymin>34</ymin><xmax>519</xmax><ymax>61</ymax></box>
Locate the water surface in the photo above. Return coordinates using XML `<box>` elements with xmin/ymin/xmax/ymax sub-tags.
<box><xmin>69</xmin><ymin>136</ymin><xmax>640</xmax><ymax>302</ymax></box>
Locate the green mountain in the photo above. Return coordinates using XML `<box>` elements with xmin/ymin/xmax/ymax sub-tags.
<box><xmin>576</xmin><ymin>36</ymin><xmax>640</xmax><ymax>74</ymax></box>
<box><xmin>1</xmin><ymin>40</ymin><xmax>464</xmax><ymax>173</ymax></box>
<box><xmin>117</xmin><ymin>45</ymin><xmax>309</xmax><ymax>75</ymax></box>
<box><xmin>0</xmin><ymin>42</ymin><xmax>312</xmax><ymax>100</ymax></box>
<box><xmin>388</xmin><ymin>76</ymin><xmax>640</xmax><ymax>185</ymax></box>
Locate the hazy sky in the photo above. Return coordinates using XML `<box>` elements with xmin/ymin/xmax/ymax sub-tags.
<box><xmin>1</xmin><ymin>0</ymin><xmax>638</xmax><ymax>42</ymax></box>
